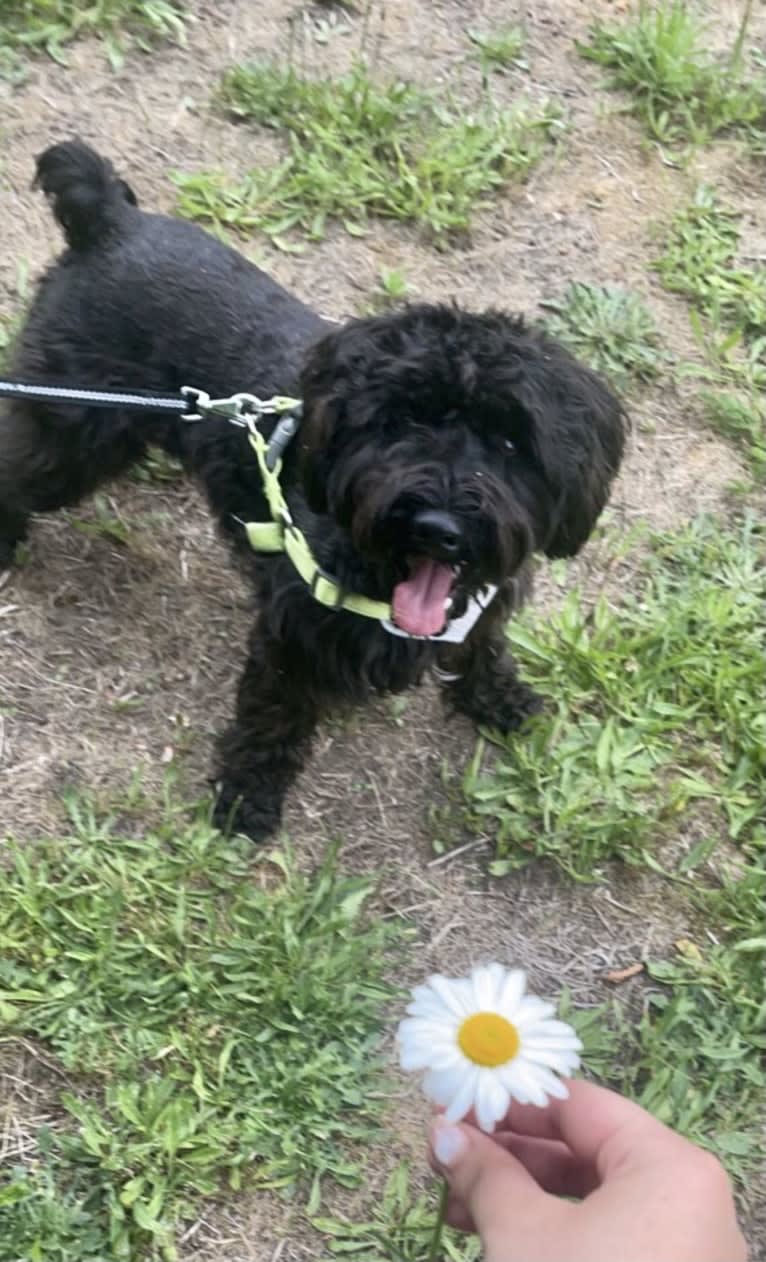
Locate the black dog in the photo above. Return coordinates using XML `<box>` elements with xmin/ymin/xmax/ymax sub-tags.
<box><xmin>0</xmin><ymin>141</ymin><xmax>626</xmax><ymax>840</ymax></box>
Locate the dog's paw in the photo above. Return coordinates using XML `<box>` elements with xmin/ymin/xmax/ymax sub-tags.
<box><xmin>484</xmin><ymin>681</ymin><xmax>545</xmax><ymax>734</ymax></box>
<box><xmin>212</xmin><ymin>781</ymin><xmax>282</xmax><ymax>843</ymax></box>
<box><xmin>449</xmin><ymin>675</ymin><xmax>545</xmax><ymax>734</ymax></box>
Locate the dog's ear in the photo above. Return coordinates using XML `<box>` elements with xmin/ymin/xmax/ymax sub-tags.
<box><xmin>510</xmin><ymin>338</ymin><xmax>627</xmax><ymax>558</ymax></box>
<box><xmin>298</xmin><ymin>326</ymin><xmax>359</xmax><ymax>515</ymax></box>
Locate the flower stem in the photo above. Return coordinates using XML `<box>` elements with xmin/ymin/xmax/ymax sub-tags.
<box><xmin>426</xmin><ymin>1179</ymin><xmax>450</xmax><ymax>1262</ymax></box>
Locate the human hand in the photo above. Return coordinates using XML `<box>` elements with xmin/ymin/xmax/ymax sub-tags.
<box><xmin>428</xmin><ymin>1078</ymin><xmax>747</xmax><ymax>1262</ymax></box>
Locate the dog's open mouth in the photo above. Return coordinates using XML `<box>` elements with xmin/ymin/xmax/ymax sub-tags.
<box><xmin>392</xmin><ymin>559</ymin><xmax>456</xmax><ymax>636</ymax></box>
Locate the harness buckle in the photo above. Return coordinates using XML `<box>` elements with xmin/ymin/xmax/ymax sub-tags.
<box><xmin>310</xmin><ymin>566</ymin><xmax>346</xmax><ymax>609</ymax></box>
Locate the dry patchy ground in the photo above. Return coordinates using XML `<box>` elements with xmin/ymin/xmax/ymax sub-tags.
<box><xmin>1</xmin><ymin>1</ymin><xmax>764</xmax><ymax>1258</ymax></box>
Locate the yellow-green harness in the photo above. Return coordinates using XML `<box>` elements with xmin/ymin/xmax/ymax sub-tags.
<box><xmin>181</xmin><ymin>387</ymin><xmax>498</xmax><ymax>642</ymax></box>
<box><xmin>241</xmin><ymin>401</ymin><xmax>393</xmax><ymax>621</ymax></box>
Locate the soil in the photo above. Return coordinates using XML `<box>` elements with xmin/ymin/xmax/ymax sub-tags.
<box><xmin>1</xmin><ymin>1</ymin><xmax>763</xmax><ymax>1258</ymax></box>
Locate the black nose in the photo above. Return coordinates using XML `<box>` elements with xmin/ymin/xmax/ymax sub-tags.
<box><xmin>411</xmin><ymin>510</ymin><xmax>463</xmax><ymax>558</ymax></box>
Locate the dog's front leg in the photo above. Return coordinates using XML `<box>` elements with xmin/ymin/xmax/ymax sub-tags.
<box><xmin>213</xmin><ymin>621</ymin><xmax>319</xmax><ymax>842</ymax></box>
<box><xmin>437</xmin><ymin>614</ymin><xmax>543</xmax><ymax>735</ymax></box>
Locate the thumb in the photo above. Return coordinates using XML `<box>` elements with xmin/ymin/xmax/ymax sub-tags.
<box><xmin>429</xmin><ymin>1117</ymin><xmax>553</xmax><ymax>1251</ymax></box>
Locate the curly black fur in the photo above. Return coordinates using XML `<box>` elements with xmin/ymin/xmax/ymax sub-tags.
<box><xmin>0</xmin><ymin>140</ymin><xmax>627</xmax><ymax>840</ymax></box>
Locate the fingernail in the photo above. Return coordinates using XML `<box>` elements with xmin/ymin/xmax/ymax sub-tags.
<box><xmin>432</xmin><ymin>1120</ymin><xmax>467</xmax><ymax>1167</ymax></box>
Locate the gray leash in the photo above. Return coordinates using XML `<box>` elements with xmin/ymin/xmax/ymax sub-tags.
<box><xmin>0</xmin><ymin>377</ymin><xmax>194</xmax><ymax>413</ymax></box>
<box><xmin>0</xmin><ymin>378</ymin><xmax>303</xmax><ymax>470</ymax></box>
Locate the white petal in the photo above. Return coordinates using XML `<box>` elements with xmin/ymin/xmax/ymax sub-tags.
<box><xmin>518</xmin><ymin>1046</ymin><xmax>580</xmax><ymax>1072</ymax></box>
<box><xmin>451</xmin><ymin>978</ymin><xmax>476</xmax><ymax>1011</ymax></box>
<box><xmin>522</xmin><ymin>1040</ymin><xmax>583</xmax><ymax>1061</ymax></box>
<box><xmin>423</xmin><ymin>1064</ymin><xmax>469</xmax><ymax>1107</ymax></box>
<box><xmin>516</xmin><ymin>1059</ymin><xmax>571</xmax><ymax>1101</ymax></box>
<box><xmin>400</xmin><ymin>1041</ymin><xmax>462</xmax><ymax>1073</ymax></box>
<box><xmin>409</xmin><ymin>983</ymin><xmax>441</xmax><ymax>1007</ymax></box>
<box><xmin>485</xmin><ymin>962</ymin><xmax>509</xmax><ymax>1003</ymax></box>
<box><xmin>443</xmin><ymin>1064</ymin><xmax>481</xmax><ymax>1123</ymax></box>
<box><xmin>471</xmin><ymin>964</ymin><xmax>503</xmax><ymax>1010</ymax></box>
<box><xmin>398</xmin><ymin>1017</ymin><xmax>459</xmax><ymax>1045</ymax></box>
<box><xmin>498</xmin><ymin>968</ymin><xmax>526</xmax><ymax>1017</ymax></box>
<box><xmin>406</xmin><ymin>992</ymin><xmax>459</xmax><ymax>1022</ymax></box>
<box><xmin>428</xmin><ymin>974</ymin><xmax>473</xmax><ymax>1018</ymax></box>
<box><xmin>498</xmin><ymin>1061</ymin><xmax>534</xmax><ymax>1105</ymax></box>
<box><xmin>427</xmin><ymin>1045</ymin><xmax>465</xmax><ymax>1072</ymax></box>
<box><xmin>522</xmin><ymin>1032</ymin><xmax>583</xmax><ymax>1051</ymax></box>
<box><xmin>502</xmin><ymin>1059</ymin><xmax>550</xmax><ymax>1107</ymax></box>
<box><xmin>522</xmin><ymin>1018</ymin><xmax>581</xmax><ymax>1042</ymax></box>
<box><xmin>399</xmin><ymin>1043</ymin><xmax>432</xmax><ymax>1071</ymax></box>
<box><xmin>474</xmin><ymin>1069</ymin><xmax>511</xmax><ymax>1133</ymax></box>
<box><xmin>514</xmin><ymin>997</ymin><xmax>556</xmax><ymax>1028</ymax></box>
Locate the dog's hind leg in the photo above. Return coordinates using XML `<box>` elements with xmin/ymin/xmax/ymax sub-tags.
<box><xmin>0</xmin><ymin>399</ymin><xmax>157</xmax><ymax>568</ymax></box>
<box><xmin>212</xmin><ymin>618</ymin><xmax>320</xmax><ymax>842</ymax></box>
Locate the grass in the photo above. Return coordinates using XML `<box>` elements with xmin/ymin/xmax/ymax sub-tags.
<box><xmin>578</xmin><ymin>0</ymin><xmax>766</xmax><ymax>148</ymax></box>
<box><xmin>697</xmin><ymin>389</ymin><xmax>766</xmax><ymax>475</ymax></box>
<box><xmin>654</xmin><ymin>188</ymin><xmax>766</xmax><ymax>340</ymax></box>
<box><xmin>467</xmin><ymin>25</ymin><xmax>526</xmax><ymax>74</ymax></box>
<box><xmin>314</xmin><ymin>1161</ymin><xmax>481</xmax><ymax>1260</ymax></box>
<box><xmin>0</xmin><ymin>314</ymin><xmax>18</xmax><ymax>368</ymax></box>
<box><xmin>0</xmin><ymin>793</ymin><xmax>400</xmax><ymax>1260</ymax></box>
<box><xmin>613</xmin><ymin>860</ymin><xmax>766</xmax><ymax>1187</ymax></box>
<box><xmin>654</xmin><ymin>186</ymin><xmax>766</xmax><ymax>462</ymax></box>
<box><xmin>365</xmin><ymin>266</ymin><xmax>414</xmax><ymax>314</ymax></box>
<box><xmin>0</xmin><ymin>0</ymin><xmax>187</xmax><ymax>73</ymax></box>
<box><xmin>0</xmin><ymin>263</ymin><xmax>29</xmax><ymax>369</ymax></box>
<box><xmin>540</xmin><ymin>282</ymin><xmax>668</xmax><ymax>389</ymax></box>
<box><xmin>462</xmin><ymin>514</ymin><xmax>765</xmax><ymax>881</ymax></box>
<box><xmin>174</xmin><ymin>61</ymin><xmax>561</xmax><ymax>247</ymax></box>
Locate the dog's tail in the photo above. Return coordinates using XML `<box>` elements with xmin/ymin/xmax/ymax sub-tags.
<box><xmin>35</xmin><ymin>139</ymin><xmax>138</xmax><ymax>251</ymax></box>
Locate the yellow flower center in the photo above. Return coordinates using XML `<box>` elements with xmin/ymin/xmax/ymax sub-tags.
<box><xmin>458</xmin><ymin>1012</ymin><xmax>520</xmax><ymax>1067</ymax></box>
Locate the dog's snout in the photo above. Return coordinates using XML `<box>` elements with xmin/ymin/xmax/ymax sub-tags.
<box><xmin>411</xmin><ymin>510</ymin><xmax>463</xmax><ymax>558</ymax></box>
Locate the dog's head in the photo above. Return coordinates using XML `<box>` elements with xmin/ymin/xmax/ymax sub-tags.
<box><xmin>299</xmin><ymin>304</ymin><xmax>626</xmax><ymax>636</ymax></box>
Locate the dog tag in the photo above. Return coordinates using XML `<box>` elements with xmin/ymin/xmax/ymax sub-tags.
<box><xmin>381</xmin><ymin>585</ymin><xmax>498</xmax><ymax>644</ymax></box>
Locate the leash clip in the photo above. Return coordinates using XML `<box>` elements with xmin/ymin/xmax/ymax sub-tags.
<box><xmin>180</xmin><ymin>386</ymin><xmax>301</xmax><ymax>426</ymax></box>
<box><xmin>181</xmin><ymin>387</ymin><xmax>302</xmax><ymax>469</ymax></box>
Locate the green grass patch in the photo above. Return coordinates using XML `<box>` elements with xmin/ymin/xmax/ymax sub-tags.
<box><xmin>0</xmin><ymin>796</ymin><xmax>399</xmax><ymax>1259</ymax></box>
<box><xmin>174</xmin><ymin>61</ymin><xmax>561</xmax><ymax>246</ymax></box>
<box><xmin>0</xmin><ymin>314</ymin><xmax>19</xmax><ymax>369</ymax></box>
<box><xmin>578</xmin><ymin>0</ymin><xmax>766</xmax><ymax>148</ymax></box>
<box><xmin>130</xmin><ymin>447</ymin><xmax>185</xmax><ymax>485</ymax></box>
<box><xmin>617</xmin><ymin>866</ymin><xmax>766</xmax><ymax>1184</ymax></box>
<box><xmin>462</xmin><ymin>514</ymin><xmax>765</xmax><ymax>881</ymax></box>
<box><xmin>698</xmin><ymin>388</ymin><xmax>766</xmax><ymax>475</ymax></box>
<box><xmin>654</xmin><ymin>188</ymin><xmax>766</xmax><ymax>339</ymax></box>
<box><xmin>0</xmin><ymin>263</ymin><xmax>29</xmax><ymax>369</ymax></box>
<box><xmin>467</xmin><ymin>25</ymin><xmax>526</xmax><ymax>74</ymax></box>
<box><xmin>654</xmin><ymin>186</ymin><xmax>766</xmax><ymax>440</ymax></box>
<box><xmin>314</xmin><ymin>1160</ymin><xmax>481</xmax><ymax>1260</ymax></box>
<box><xmin>0</xmin><ymin>0</ymin><xmax>187</xmax><ymax>74</ymax></box>
<box><xmin>365</xmin><ymin>266</ymin><xmax>414</xmax><ymax>314</ymax></box>
<box><xmin>563</xmin><ymin>871</ymin><xmax>765</xmax><ymax>1185</ymax></box>
<box><xmin>540</xmin><ymin>282</ymin><xmax>667</xmax><ymax>389</ymax></box>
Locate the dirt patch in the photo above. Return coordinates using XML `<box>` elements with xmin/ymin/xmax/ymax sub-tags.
<box><xmin>1</xmin><ymin>1</ymin><xmax>763</xmax><ymax>1257</ymax></box>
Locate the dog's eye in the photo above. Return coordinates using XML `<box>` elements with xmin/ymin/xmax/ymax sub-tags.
<box><xmin>505</xmin><ymin>440</ymin><xmax>516</xmax><ymax>453</ymax></box>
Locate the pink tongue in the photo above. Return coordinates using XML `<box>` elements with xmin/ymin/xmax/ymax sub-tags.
<box><xmin>392</xmin><ymin>559</ymin><xmax>455</xmax><ymax>636</ymax></box>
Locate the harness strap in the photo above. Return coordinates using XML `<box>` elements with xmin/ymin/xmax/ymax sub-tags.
<box><xmin>243</xmin><ymin>423</ymin><xmax>393</xmax><ymax>622</ymax></box>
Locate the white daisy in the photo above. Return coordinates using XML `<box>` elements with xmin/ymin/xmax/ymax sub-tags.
<box><xmin>397</xmin><ymin>963</ymin><xmax>583</xmax><ymax>1133</ymax></box>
